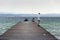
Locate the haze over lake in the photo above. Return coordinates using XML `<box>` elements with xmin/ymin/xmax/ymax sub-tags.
<box><xmin>0</xmin><ymin>13</ymin><xmax>60</xmax><ymax>17</ymax></box>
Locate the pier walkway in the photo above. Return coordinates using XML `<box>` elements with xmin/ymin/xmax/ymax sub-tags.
<box><xmin>0</xmin><ymin>22</ymin><xmax>57</xmax><ymax>40</ymax></box>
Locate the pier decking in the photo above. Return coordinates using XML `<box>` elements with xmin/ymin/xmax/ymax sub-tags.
<box><xmin>0</xmin><ymin>22</ymin><xmax>57</xmax><ymax>40</ymax></box>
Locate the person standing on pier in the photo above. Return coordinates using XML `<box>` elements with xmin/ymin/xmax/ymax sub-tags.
<box><xmin>38</xmin><ymin>13</ymin><xmax>40</xmax><ymax>26</ymax></box>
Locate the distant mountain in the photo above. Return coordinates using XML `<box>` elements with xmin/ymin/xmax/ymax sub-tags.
<box><xmin>0</xmin><ymin>14</ymin><xmax>60</xmax><ymax>17</ymax></box>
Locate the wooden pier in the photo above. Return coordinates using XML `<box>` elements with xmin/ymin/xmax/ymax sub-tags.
<box><xmin>0</xmin><ymin>21</ymin><xmax>57</xmax><ymax>40</ymax></box>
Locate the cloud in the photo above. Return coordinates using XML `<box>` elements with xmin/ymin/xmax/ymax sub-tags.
<box><xmin>0</xmin><ymin>0</ymin><xmax>60</xmax><ymax>14</ymax></box>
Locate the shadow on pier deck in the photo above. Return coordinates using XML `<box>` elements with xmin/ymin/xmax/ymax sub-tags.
<box><xmin>0</xmin><ymin>22</ymin><xmax>57</xmax><ymax>40</ymax></box>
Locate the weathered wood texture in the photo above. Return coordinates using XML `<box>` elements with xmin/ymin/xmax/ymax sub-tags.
<box><xmin>0</xmin><ymin>22</ymin><xmax>57</xmax><ymax>40</ymax></box>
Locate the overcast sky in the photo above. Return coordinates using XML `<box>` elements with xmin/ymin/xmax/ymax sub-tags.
<box><xmin>0</xmin><ymin>0</ymin><xmax>60</xmax><ymax>14</ymax></box>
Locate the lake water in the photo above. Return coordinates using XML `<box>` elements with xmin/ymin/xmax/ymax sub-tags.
<box><xmin>40</xmin><ymin>17</ymin><xmax>60</xmax><ymax>40</ymax></box>
<box><xmin>0</xmin><ymin>17</ymin><xmax>60</xmax><ymax>40</ymax></box>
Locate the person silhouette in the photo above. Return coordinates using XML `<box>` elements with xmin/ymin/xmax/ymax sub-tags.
<box><xmin>37</xmin><ymin>13</ymin><xmax>40</xmax><ymax>26</ymax></box>
<box><xmin>32</xmin><ymin>18</ymin><xmax>34</xmax><ymax>22</ymax></box>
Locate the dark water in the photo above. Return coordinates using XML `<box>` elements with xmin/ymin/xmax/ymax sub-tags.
<box><xmin>0</xmin><ymin>17</ymin><xmax>60</xmax><ymax>40</ymax></box>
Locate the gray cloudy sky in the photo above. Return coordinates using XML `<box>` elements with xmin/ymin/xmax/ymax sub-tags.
<box><xmin>0</xmin><ymin>0</ymin><xmax>60</xmax><ymax>14</ymax></box>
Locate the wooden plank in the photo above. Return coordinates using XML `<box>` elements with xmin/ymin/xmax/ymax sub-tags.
<box><xmin>0</xmin><ymin>22</ymin><xmax>57</xmax><ymax>40</ymax></box>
